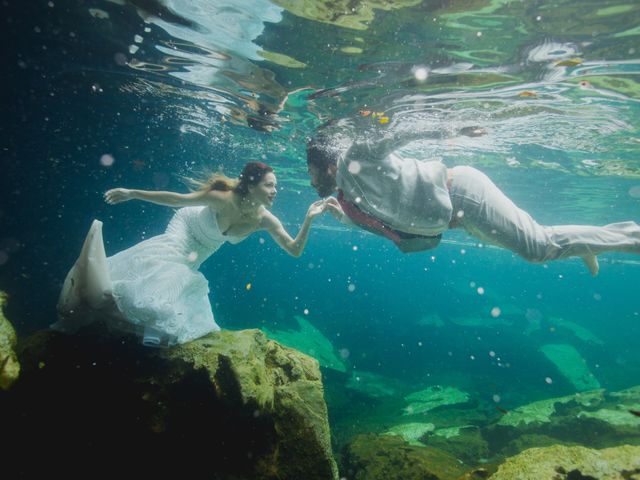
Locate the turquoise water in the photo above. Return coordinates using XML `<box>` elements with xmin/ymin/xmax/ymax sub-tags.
<box><xmin>2</xmin><ymin>0</ymin><xmax>640</xmax><ymax>467</ymax></box>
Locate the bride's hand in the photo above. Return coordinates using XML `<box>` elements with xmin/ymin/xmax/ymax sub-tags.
<box><xmin>104</xmin><ymin>188</ymin><xmax>132</xmax><ymax>204</ymax></box>
<box><xmin>306</xmin><ymin>199</ymin><xmax>328</xmax><ymax>219</ymax></box>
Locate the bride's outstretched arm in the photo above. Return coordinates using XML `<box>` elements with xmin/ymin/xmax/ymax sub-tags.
<box><xmin>104</xmin><ymin>188</ymin><xmax>222</xmax><ymax>208</ymax></box>
<box><xmin>263</xmin><ymin>200</ymin><xmax>327</xmax><ymax>257</ymax></box>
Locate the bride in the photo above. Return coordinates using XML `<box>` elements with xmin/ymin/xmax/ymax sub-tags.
<box><xmin>53</xmin><ymin>162</ymin><xmax>327</xmax><ymax>347</ymax></box>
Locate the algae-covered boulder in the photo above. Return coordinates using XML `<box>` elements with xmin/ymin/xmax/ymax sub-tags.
<box><xmin>2</xmin><ymin>327</ymin><xmax>338</xmax><ymax>479</ymax></box>
<box><xmin>341</xmin><ymin>433</ymin><xmax>466</xmax><ymax>480</ymax></box>
<box><xmin>403</xmin><ymin>385</ymin><xmax>470</xmax><ymax>415</ymax></box>
<box><xmin>384</xmin><ymin>422</ymin><xmax>435</xmax><ymax>445</ymax></box>
<box><xmin>427</xmin><ymin>426</ymin><xmax>489</xmax><ymax>466</ymax></box>
<box><xmin>497</xmin><ymin>390</ymin><xmax>604</xmax><ymax>428</ymax></box>
<box><xmin>500</xmin><ymin>433</ymin><xmax>575</xmax><ymax>458</ymax></box>
<box><xmin>485</xmin><ymin>387</ymin><xmax>640</xmax><ymax>456</ymax></box>
<box><xmin>539</xmin><ymin>343</ymin><xmax>600</xmax><ymax>391</ymax></box>
<box><xmin>578</xmin><ymin>406</ymin><xmax>640</xmax><ymax>428</ymax></box>
<box><xmin>489</xmin><ymin>444</ymin><xmax>640</xmax><ymax>480</ymax></box>
<box><xmin>0</xmin><ymin>291</ymin><xmax>20</xmax><ymax>390</ymax></box>
<box><xmin>164</xmin><ymin>329</ymin><xmax>339</xmax><ymax>480</ymax></box>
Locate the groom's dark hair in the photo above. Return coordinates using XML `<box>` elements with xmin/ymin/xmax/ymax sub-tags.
<box><xmin>307</xmin><ymin>137</ymin><xmax>337</xmax><ymax>170</ymax></box>
<box><xmin>306</xmin><ymin>119</ymin><xmax>351</xmax><ymax>169</ymax></box>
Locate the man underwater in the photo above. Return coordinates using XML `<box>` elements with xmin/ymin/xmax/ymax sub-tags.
<box><xmin>307</xmin><ymin>119</ymin><xmax>640</xmax><ymax>276</ymax></box>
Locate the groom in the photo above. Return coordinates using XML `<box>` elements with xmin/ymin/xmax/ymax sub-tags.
<box><xmin>306</xmin><ymin>119</ymin><xmax>640</xmax><ymax>275</ymax></box>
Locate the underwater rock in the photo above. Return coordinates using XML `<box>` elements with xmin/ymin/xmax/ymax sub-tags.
<box><xmin>346</xmin><ymin>369</ymin><xmax>400</xmax><ymax>398</ymax></box>
<box><xmin>547</xmin><ymin>317</ymin><xmax>604</xmax><ymax>345</ymax></box>
<box><xmin>341</xmin><ymin>433</ymin><xmax>466</xmax><ymax>480</ymax></box>
<box><xmin>383</xmin><ymin>422</ymin><xmax>435</xmax><ymax>445</ymax></box>
<box><xmin>0</xmin><ymin>291</ymin><xmax>20</xmax><ymax>390</ymax></box>
<box><xmin>458</xmin><ymin>467</ymin><xmax>495</xmax><ymax>480</ymax></box>
<box><xmin>500</xmin><ymin>433</ymin><xmax>578</xmax><ymax>459</ymax></box>
<box><xmin>610</xmin><ymin>384</ymin><xmax>640</xmax><ymax>401</ymax></box>
<box><xmin>434</xmin><ymin>425</ymin><xmax>474</xmax><ymax>439</ymax></box>
<box><xmin>421</xmin><ymin>399</ymin><xmax>488</xmax><ymax>429</ymax></box>
<box><xmin>1</xmin><ymin>327</ymin><xmax>338</xmax><ymax>479</ymax></box>
<box><xmin>403</xmin><ymin>385</ymin><xmax>471</xmax><ymax>415</ymax></box>
<box><xmin>574</xmin><ymin>385</ymin><xmax>640</xmax><ymax>430</ymax></box>
<box><xmin>427</xmin><ymin>425</ymin><xmax>490</xmax><ymax>467</ymax></box>
<box><xmin>486</xmin><ymin>387</ymin><xmax>640</xmax><ymax>456</ymax></box>
<box><xmin>488</xmin><ymin>444</ymin><xmax>640</xmax><ymax>480</ymax></box>
<box><xmin>577</xmin><ymin>407</ymin><xmax>640</xmax><ymax>428</ymax></box>
<box><xmin>262</xmin><ymin>315</ymin><xmax>347</xmax><ymax>372</ymax></box>
<box><xmin>497</xmin><ymin>390</ymin><xmax>604</xmax><ymax>428</ymax></box>
<box><xmin>539</xmin><ymin>343</ymin><xmax>601</xmax><ymax>391</ymax></box>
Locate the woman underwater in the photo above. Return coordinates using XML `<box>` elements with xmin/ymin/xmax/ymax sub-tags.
<box><xmin>53</xmin><ymin>162</ymin><xmax>328</xmax><ymax>347</ymax></box>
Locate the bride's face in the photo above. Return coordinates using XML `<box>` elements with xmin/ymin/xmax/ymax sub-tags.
<box><xmin>248</xmin><ymin>172</ymin><xmax>277</xmax><ymax>207</ymax></box>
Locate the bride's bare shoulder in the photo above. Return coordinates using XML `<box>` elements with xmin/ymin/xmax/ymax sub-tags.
<box><xmin>259</xmin><ymin>209</ymin><xmax>282</xmax><ymax>230</ymax></box>
<box><xmin>204</xmin><ymin>189</ymin><xmax>234</xmax><ymax>208</ymax></box>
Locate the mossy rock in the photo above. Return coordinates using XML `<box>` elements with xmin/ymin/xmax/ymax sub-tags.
<box><xmin>403</xmin><ymin>385</ymin><xmax>471</xmax><ymax>415</ymax></box>
<box><xmin>426</xmin><ymin>426</ymin><xmax>489</xmax><ymax>466</ymax></box>
<box><xmin>485</xmin><ymin>389</ymin><xmax>640</xmax><ymax>455</ymax></box>
<box><xmin>2</xmin><ymin>326</ymin><xmax>338</xmax><ymax>479</ymax></box>
<box><xmin>0</xmin><ymin>291</ymin><xmax>20</xmax><ymax>390</ymax></box>
<box><xmin>489</xmin><ymin>444</ymin><xmax>640</xmax><ymax>480</ymax></box>
<box><xmin>341</xmin><ymin>433</ymin><xmax>466</xmax><ymax>480</ymax></box>
<box><xmin>500</xmin><ymin>433</ymin><xmax>577</xmax><ymax>458</ymax></box>
<box><xmin>384</xmin><ymin>422</ymin><xmax>435</xmax><ymax>446</ymax></box>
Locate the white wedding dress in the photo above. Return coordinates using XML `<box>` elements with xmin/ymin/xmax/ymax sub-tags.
<box><xmin>52</xmin><ymin>206</ymin><xmax>246</xmax><ymax>346</ymax></box>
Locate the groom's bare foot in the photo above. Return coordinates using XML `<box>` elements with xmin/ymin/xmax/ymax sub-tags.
<box><xmin>582</xmin><ymin>255</ymin><xmax>599</xmax><ymax>276</ymax></box>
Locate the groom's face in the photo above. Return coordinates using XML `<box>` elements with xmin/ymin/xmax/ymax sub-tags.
<box><xmin>308</xmin><ymin>163</ymin><xmax>337</xmax><ymax>198</ymax></box>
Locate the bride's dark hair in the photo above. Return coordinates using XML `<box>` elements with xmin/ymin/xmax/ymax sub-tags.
<box><xmin>234</xmin><ymin>162</ymin><xmax>274</xmax><ymax>195</ymax></box>
<box><xmin>188</xmin><ymin>161</ymin><xmax>273</xmax><ymax>196</ymax></box>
